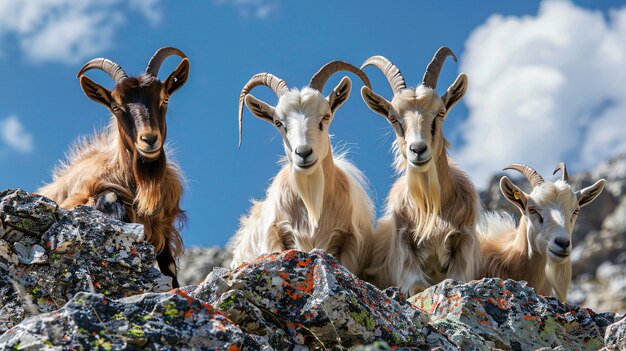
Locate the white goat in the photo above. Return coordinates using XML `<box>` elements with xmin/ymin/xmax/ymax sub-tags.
<box><xmin>479</xmin><ymin>163</ymin><xmax>605</xmax><ymax>301</ymax></box>
<box><xmin>361</xmin><ymin>47</ymin><xmax>482</xmax><ymax>295</ymax></box>
<box><xmin>229</xmin><ymin>61</ymin><xmax>375</xmax><ymax>276</ymax></box>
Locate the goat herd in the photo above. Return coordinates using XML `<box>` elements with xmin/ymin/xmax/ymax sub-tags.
<box><xmin>37</xmin><ymin>46</ymin><xmax>606</xmax><ymax>302</ymax></box>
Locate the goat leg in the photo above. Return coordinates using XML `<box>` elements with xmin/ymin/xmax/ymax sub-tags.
<box><xmin>156</xmin><ymin>242</ymin><xmax>179</xmax><ymax>288</ymax></box>
<box><xmin>93</xmin><ymin>189</ymin><xmax>129</xmax><ymax>222</ymax></box>
<box><xmin>445</xmin><ymin>229</ymin><xmax>481</xmax><ymax>282</ymax></box>
<box><xmin>328</xmin><ymin>228</ymin><xmax>364</xmax><ymax>276</ymax></box>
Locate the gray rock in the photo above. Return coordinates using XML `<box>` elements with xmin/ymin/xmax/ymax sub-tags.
<box><xmin>0</xmin><ymin>189</ymin><xmax>171</xmax><ymax>334</ymax></box>
<box><xmin>2</xmin><ymin>249</ymin><xmax>621</xmax><ymax>350</ymax></box>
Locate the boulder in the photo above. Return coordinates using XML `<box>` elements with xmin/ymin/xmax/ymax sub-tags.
<box><xmin>0</xmin><ymin>189</ymin><xmax>171</xmax><ymax>334</ymax></box>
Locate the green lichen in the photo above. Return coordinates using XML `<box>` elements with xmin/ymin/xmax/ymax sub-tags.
<box><xmin>216</xmin><ymin>293</ymin><xmax>237</xmax><ymax>310</ymax></box>
<box><xmin>93</xmin><ymin>337</ymin><xmax>112</xmax><ymax>351</ymax></box>
<box><xmin>128</xmin><ymin>323</ymin><xmax>145</xmax><ymax>338</ymax></box>
<box><xmin>112</xmin><ymin>313</ymin><xmax>126</xmax><ymax>321</ymax></box>
<box><xmin>163</xmin><ymin>301</ymin><xmax>180</xmax><ymax>318</ymax></box>
<box><xmin>350</xmin><ymin>299</ymin><xmax>375</xmax><ymax>332</ymax></box>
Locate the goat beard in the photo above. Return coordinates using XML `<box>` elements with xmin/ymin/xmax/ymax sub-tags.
<box><xmin>545</xmin><ymin>259</ymin><xmax>572</xmax><ymax>302</ymax></box>
<box><xmin>133</xmin><ymin>151</ymin><xmax>167</xmax><ymax>216</ymax></box>
<box><xmin>293</xmin><ymin>165</ymin><xmax>325</xmax><ymax>230</ymax></box>
<box><xmin>407</xmin><ymin>165</ymin><xmax>441</xmax><ymax>244</ymax></box>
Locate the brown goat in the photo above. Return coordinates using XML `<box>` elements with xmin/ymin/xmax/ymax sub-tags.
<box><xmin>38</xmin><ymin>47</ymin><xmax>190</xmax><ymax>287</ymax></box>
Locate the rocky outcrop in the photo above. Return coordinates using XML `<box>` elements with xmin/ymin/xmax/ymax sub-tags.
<box><xmin>0</xmin><ymin>189</ymin><xmax>171</xmax><ymax>334</ymax></box>
<box><xmin>1</xmin><ymin>249</ymin><xmax>624</xmax><ymax>350</ymax></box>
<box><xmin>480</xmin><ymin>154</ymin><xmax>626</xmax><ymax>313</ymax></box>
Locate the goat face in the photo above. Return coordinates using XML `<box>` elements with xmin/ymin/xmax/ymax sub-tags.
<box><xmin>361</xmin><ymin>49</ymin><xmax>468</xmax><ymax>172</ymax></box>
<box><xmin>500</xmin><ymin>174</ymin><xmax>605</xmax><ymax>263</ymax></box>
<box><xmin>244</xmin><ymin>77</ymin><xmax>352</xmax><ymax>175</ymax></box>
<box><xmin>79</xmin><ymin>55</ymin><xmax>189</xmax><ymax>161</ymax></box>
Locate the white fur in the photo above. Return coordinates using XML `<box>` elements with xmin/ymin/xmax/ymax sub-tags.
<box><xmin>231</xmin><ymin>84</ymin><xmax>375</xmax><ymax>275</ymax></box>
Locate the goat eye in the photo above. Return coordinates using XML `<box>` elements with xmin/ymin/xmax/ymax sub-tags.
<box><xmin>573</xmin><ymin>209</ymin><xmax>579</xmax><ymax>216</ymax></box>
<box><xmin>274</xmin><ymin>120</ymin><xmax>283</xmax><ymax>128</ymax></box>
<box><xmin>528</xmin><ymin>207</ymin><xmax>537</xmax><ymax>214</ymax></box>
<box><xmin>323</xmin><ymin>113</ymin><xmax>331</xmax><ymax>120</ymax></box>
<box><xmin>389</xmin><ymin>115</ymin><xmax>397</xmax><ymax>123</ymax></box>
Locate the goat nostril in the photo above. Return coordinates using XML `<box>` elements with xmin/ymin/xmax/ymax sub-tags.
<box><xmin>295</xmin><ymin>146</ymin><xmax>313</xmax><ymax>159</ymax></box>
<box><xmin>409</xmin><ymin>142</ymin><xmax>428</xmax><ymax>156</ymax></box>
<box><xmin>140</xmin><ymin>135</ymin><xmax>158</xmax><ymax>146</ymax></box>
<box><xmin>555</xmin><ymin>237</ymin><xmax>570</xmax><ymax>248</ymax></box>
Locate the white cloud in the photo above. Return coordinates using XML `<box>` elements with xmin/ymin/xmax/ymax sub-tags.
<box><xmin>454</xmin><ymin>1</ymin><xmax>626</xmax><ymax>188</ymax></box>
<box><xmin>0</xmin><ymin>115</ymin><xmax>34</xmax><ymax>153</ymax></box>
<box><xmin>0</xmin><ymin>0</ymin><xmax>161</xmax><ymax>64</ymax></box>
<box><xmin>215</xmin><ymin>0</ymin><xmax>279</xmax><ymax>19</ymax></box>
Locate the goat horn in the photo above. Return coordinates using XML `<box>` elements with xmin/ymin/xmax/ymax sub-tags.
<box><xmin>553</xmin><ymin>162</ymin><xmax>569</xmax><ymax>182</ymax></box>
<box><xmin>146</xmin><ymin>47</ymin><xmax>187</xmax><ymax>77</ymax></box>
<box><xmin>238</xmin><ymin>73</ymin><xmax>289</xmax><ymax>148</ymax></box>
<box><xmin>422</xmin><ymin>46</ymin><xmax>457</xmax><ymax>89</ymax></box>
<box><xmin>361</xmin><ymin>56</ymin><xmax>406</xmax><ymax>94</ymax></box>
<box><xmin>503</xmin><ymin>163</ymin><xmax>545</xmax><ymax>189</ymax></box>
<box><xmin>77</xmin><ymin>58</ymin><xmax>127</xmax><ymax>83</ymax></box>
<box><xmin>309</xmin><ymin>61</ymin><xmax>371</xmax><ymax>92</ymax></box>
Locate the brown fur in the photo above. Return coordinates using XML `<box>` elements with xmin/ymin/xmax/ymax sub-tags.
<box><xmin>479</xmin><ymin>218</ymin><xmax>552</xmax><ymax>295</ymax></box>
<box><xmin>38</xmin><ymin>120</ymin><xmax>185</xmax><ymax>258</ymax></box>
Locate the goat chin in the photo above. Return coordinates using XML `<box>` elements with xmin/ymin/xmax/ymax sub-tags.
<box><xmin>293</xmin><ymin>164</ymin><xmax>325</xmax><ymax>229</ymax></box>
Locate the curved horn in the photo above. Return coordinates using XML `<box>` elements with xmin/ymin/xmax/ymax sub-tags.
<box><xmin>145</xmin><ymin>47</ymin><xmax>187</xmax><ymax>77</ymax></box>
<box><xmin>422</xmin><ymin>46</ymin><xmax>457</xmax><ymax>89</ymax></box>
<box><xmin>504</xmin><ymin>163</ymin><xmax>545</xmax><ymax>189</ymax></box>
<box><xmin>361</xmin><ymin>56</ymin><xmax>406</xmax><ymax>94</ymax></box>
<box><xmin>77</xmin><ymin>58</ymin><xmax>127</xmax><ymax>83</ymax></box>
<box><xmin>553</xmin><ymin>162</ymin><xmax>569</xmax><ymax>182</ymax></box>
<box><xmin>309</xmin><ymin>61</ymin><xmax>371</xmax><ymax>92</ymax></box>
<box><xmin>238</xmin><ymin>73</ymin><xmax>289</xmax><ymax>148</ymax></box>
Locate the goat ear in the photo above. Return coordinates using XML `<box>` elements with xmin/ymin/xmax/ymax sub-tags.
<box><xmin>442</xmin><ymin>73</ymin><xmax>468</xmax><ymax>112</ymax></box>
<box><xmin>244</xmin><ymin>94</ymin><xmax>275</xmax><ymax>124</ymax></box>
<box><xmin>80</xmin><ymin>76</ymin><xmax>113</xmax><ymax>108</ymax></box>
<box><xmin>500</xmin><ymin>176</ymin><xmax>527</xmax><ymax>212</ymax></box>
<box><xmin>164</xmin><ymin>58</ymin><xmax>190</xmax><ymax>96</ymax></box>
<box><xmin>576</xmin><ymin>179</ymin><xmax>605</xmax><ymax>208</ymax></box>
<box><xmin>361</xmin><ymin>86</ymin><xmax>392</xmax><ymax>119</ymax></box>
<box><xmin>327</xmin><ymin>76</ymin><xmax>352</xmax><ymax>114</ymax></box>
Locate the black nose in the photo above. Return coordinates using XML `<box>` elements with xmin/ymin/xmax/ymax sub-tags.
<box><xmin>554</xmin><ymin>237</ymin><xmax>570</xmax><ymax>249</ymax></box>
<box><xmin>295</xmin><ymin>146</ymin><xmax>313</xmax><ymax>159</ymax></box>
<box><xmin>409</xmin><ymin>142</ymin><xmax>428</xmax><ymax>157</ymax></box>
<box><xmin>141</xmin><ymin>134</ymin><xmax>158</xmax><ymax>146</ymax></box>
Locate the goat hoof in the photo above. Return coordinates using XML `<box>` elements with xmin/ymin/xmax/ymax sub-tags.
<box><xmin>94</xmin><ymin>190</ymin><xmax>128</xmax><ymax>222</ymax></box>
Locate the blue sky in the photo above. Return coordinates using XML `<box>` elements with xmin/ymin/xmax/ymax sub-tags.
<box><xmin>1</xmin><ymin>0</ymin><xmax>625</xmax><ymax>247</ymax></box>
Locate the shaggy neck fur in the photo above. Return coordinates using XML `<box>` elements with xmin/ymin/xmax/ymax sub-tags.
<box><xmin>485</xmin><ymin>219</ymin><xmax>547</xmax><ymax>286</ymax></box>
<box><xmin>292</xmin><ymin>143</ymin><xmax>335</xmax><ymax>230</ymax></box>
<box><xmin>129</xmin><ymin>143</ymin><xmax>167</xmax><ymax>217</ymax></box>
<box><xmin>401</xmin><ymin>138</ymin><xmax>449</xmax><ymax>243</ymax></box>
<box><xmin>38</xmin><ymin>116</ymin><xmax>185</xmax><ymax>257</ymax></box>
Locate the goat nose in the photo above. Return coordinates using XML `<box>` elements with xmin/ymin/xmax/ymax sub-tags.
<box><xmin>409</xmin><ymin>142</ymin><xmax>428</xmax><ymax>156</ymax></box>
<box><xmin>295</xmin><ymin>146</ymin><xmax>313</xmax><ymax>159</ymax></box>
<box><xmin>554</xmin><ymin>237</ymin><xmax>570</xmax><ymax>249</ymax></box>
<box><xmin>140</xmin><ymin>134</ymin><xmax>158</xmax><ymax>146</ymax></box>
